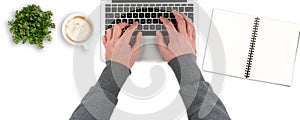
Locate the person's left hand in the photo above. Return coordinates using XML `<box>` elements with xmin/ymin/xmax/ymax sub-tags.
<box><xmin>102</xmin><ymin>22</ymin><xmax>142</xmax><ymax>68</ymax></box>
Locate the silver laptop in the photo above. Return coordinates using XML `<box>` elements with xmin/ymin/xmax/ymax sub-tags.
<box><xmin>100</xmin><ymin>0</ymin><xmax>197</xmax><ymax>61</ymax></box>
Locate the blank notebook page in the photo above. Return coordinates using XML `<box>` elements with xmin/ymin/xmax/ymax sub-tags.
<box><xmin>203</xmin><ymin>10</ymin><xmax>254</xmax><ymax>78</ymax></box>
<box><xmin>249</xmin><ymin>18</ymin><xmax>300</xmax><ymax>86</ymax></box>
<box><xmin>203</xmin><ymin>9</ymin><xmax>300</xmax><ymax>86</ymax></box>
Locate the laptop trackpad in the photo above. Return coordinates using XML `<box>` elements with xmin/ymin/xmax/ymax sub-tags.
<box><xmin>134</xmin><ymin>36</ymin><xmax>168</xmax><ymax>61</ymax></box>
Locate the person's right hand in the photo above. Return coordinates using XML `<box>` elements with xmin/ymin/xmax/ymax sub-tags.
<box><xmin>156</xmin><ymin>10</ymin><xmax>197</xmax><ymax>62</ymax></box>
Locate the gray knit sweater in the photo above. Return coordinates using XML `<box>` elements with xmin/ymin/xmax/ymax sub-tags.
<box><xmin>70</xmin><ymin>54</ymin><xmax>231</xmax><ymax>120</ymax></box>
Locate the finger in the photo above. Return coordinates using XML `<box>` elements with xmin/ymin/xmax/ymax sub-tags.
<box><xmin>173</xmin><ymin>10</ymin><xmax>187</xmax><ymax>34</ymax></box>
<box><xmin>131</xmin><ymin>49</ymin><xmax>140</xmax><ymax>61</ymax></box>
<box><xmin>129</xmin><ymin>48</ymin><xmax>140</xmax><ymax>68</ymax></box>
<box><xmin>180</xmin><ymin>13</ymin><xmax>194</xmax><ymax>25</ymax></box>
<box><xmin>160</xmin><ymin>16</ymin><xmax>177</xmax><ymax>33</ymax></box>
<box><xmin>180</xmin><ymin>13</ymin><xmax>196</xmax><ymax>40</ymax></box>
<box><xmin>106</xmin><ymin>28</ymin><xmax>113</xmax><ymax>41</ymax></box>
<box><xmin>156</xmin><ymin>30</ymin><xmax>169</xmax><ymax>52</ymax></box>
<box><xmin>102</xmin><ymin>35</ymin><xmax>107</xmax><ymax>45</ymax></box>
<box><xmin>122</xmin><ymin>22</ymin><xmax>139</xmax><ymax>43</ymax></box>
<box><xmin>192</xmin><ymin>28</ymin><xmax>196</xmax><ymax>41</ymax></box>
<box><xmin>156</xmin><ymin>30</ymin><xmax>174</xmax><ymax>61</ymax></box>
<box><xmin>112</xmin><ymin>23</ymin><xmax>129</xmax><ymax>40</ymax></box>
<box><xmin>132</xmin><ymin>31</ymin><xmax>143</xmax><ymax>51</ymax></box>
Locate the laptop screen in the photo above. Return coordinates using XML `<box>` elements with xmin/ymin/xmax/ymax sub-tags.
<box><xmin>112</xmin><ymin>0</ymin><xmax>187</xmax><ymax>3</ymax></box>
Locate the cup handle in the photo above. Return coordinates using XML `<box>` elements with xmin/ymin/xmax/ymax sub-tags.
<box><xmin>83</xmin><ymin>43</ymin><xmax>89</xmax><ymax>50</ymax></box>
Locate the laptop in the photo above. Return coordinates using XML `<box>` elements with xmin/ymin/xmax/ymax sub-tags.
<box><xmin>100</xmin><ymin>0</ymin><xmax>198</xmax><ymax>61</ymax></box>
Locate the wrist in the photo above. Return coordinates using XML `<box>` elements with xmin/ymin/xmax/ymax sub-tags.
<box><xmin>98</xmin><ymin>61</ymin><xmax>131</xmax><ymax>97</ymax></box>
<box><xmin>168</xmin><ymin>54</ymin><xmax>198</xmax><ymax>84</ymax></box>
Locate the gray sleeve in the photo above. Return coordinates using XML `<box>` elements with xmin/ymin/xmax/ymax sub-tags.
<box><xmin>168</xmin><ymin>54</ymin><xmax>231</xmax><ymax>120</ymax></box>
<box><xmin>70</xmin><ymin>61</ymin><xmax>131</xmax><ymax>120</ymax></box>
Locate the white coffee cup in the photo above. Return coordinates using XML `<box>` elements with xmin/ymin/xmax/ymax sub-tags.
<box><xmin>62</xmin><ymin>13</ymin><xmax>93</xmax><ymax>50</ymax></box>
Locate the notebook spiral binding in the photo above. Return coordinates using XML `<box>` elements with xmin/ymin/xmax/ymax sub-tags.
<box><xmin>245</xmin><ymin>17</ymin><xmax>260</xmax><ymax>78</ymax></box>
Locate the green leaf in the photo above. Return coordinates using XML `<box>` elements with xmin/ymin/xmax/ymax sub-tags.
<box><xmin>8</xmin><ymin>4</ymin><xmax>55</xmax><ymax>49</ymax></box>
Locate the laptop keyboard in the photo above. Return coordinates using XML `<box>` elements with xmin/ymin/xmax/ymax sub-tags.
<box><xmin>105</xmin><ymin>3</ymin><xmax>194</xmax><ymax>36</ymax></box>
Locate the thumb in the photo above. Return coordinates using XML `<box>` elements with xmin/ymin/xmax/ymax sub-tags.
<box><xmin>156</xmin><ymin>30</ymin><xmax>173</xmax><ymax>60</ymax></box>
<box><xmin>156</xmin><ymin>30</ymin><xmax>167</xmax><ymax>49</ymax></box>
<box><xmin>132</xmin><ymin>32</ymin><xmax>143</xmax><ymax>51</ymax></box>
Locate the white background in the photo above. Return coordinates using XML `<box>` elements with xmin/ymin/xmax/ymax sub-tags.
<box><xmin>0</xmin><ymin>0</ymin><xmax>300</xmax><ymax>120</ymax></box>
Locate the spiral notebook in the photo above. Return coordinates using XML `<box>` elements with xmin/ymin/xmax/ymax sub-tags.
<box><xmin>203</xmin><ymin>9</ymin><xmax>300</xmax><ymax>86</ymax></box>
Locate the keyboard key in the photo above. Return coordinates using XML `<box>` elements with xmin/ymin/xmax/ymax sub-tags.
<box><xmin>150</xmin><ymin>25</ymin><xmax>155</xmax><ymax>30</ymax></box>
<box><xmin>118</xmin><ymin>7</ymin><xmax>123</xmax><ymax>12</ymax></box>
<box><xmin>171</xmin><ymin>19</ymin><xmax>177</xmax><ymax>25</ymax></box>
<box><xmin>158</xmin><ymin>13</ymin><xmax>163</xmax><ymax>18</ymax></box>
<box><xmin>127</xmin><ymin>13</ymin><xmax>132</xmax><ymax>18</ymax></box>
<box><xmin>141</xmin><ymin>19</ymin><xmax>146</xmax><ymax>24</ymax></box>
<box><xmin>167</xmin><ymin>7</ymin><xmax>172</xmax><ymax>12</ymax></box>
<box><xmin>143</xmin><ymin>4</ymin><xmax>149</xmax><ymax>6</ymax></box>
<box><xmin>131</xmin><ymin>4</ymin><xmax>136</xmax><ymax>6</ymax></box>
<box><xmin>147</xmin><ymin>19</ymin><xmax>152</xmax><ymax>24</ymax></box>
<box><xmin>137</xmin><ymin>4</ymin><xmax>142</xmax><ymax>6</ymax></box>
<box><xmin>122</xmin><ymin>19</ymin><xmax>127</xmax><ymax>23</ymax></box>
<box><xmin>173</xmin><ymin>7</ymin><xmax>178</xmax><ymax>11</ymax></box>
<box><xmin>179</xmin><ymin>7</ymin><xmax>184</xmax><ymax>12</ymax></box>
<box><xmin>116</xmin><ymin>19</ymin><xmax>122</xmax><ymax>24</ymax></box>
<box><xmin>121</xmin><ymin>13</ymin><xmax>126</xmax><ymax>18</ymax></box>
<box><xmin>151</xmin><ymin>13</ymin><xmax>156</xmax><ymax>18</ymax></box>
<box><xmin>136</xmin><ymin>7</ymin><xmax>141</xmax><ymax>12</ymax></box>
<box><xmin>154</xmin><ymin>7</ymin><xmax>159</xmax><ymax>12</ymax></box>
<box><xmin>133</xmin><ymin>13</ymin><xmax>138</xmax><ymax>18</ymax></box>
<box><xmin>170</xmin><ymin>13</ymin><xmax>175</xmax><ymax>18</ymax></box>
<box><xmin>156</xmin><ymin>4</ymin><xmax>161</xmax><ymax>6</ymax></box>
<box><xmin>163</xmin><ymin>13</ymin><xmax>169</xmax><ymax>18</ymax></box>
<box><xmin>142</xmin><ymin>7</ymin><xmax>147</xmax><ymax>12</ymax></box>
<box><xmin>130</xmin><ymin>7</ymin><xmax>135</xmax><ymax>12</ymax></box>
<box><xmin>129</xmin><ymin>19</ymin><xmax>134</xmax><ymax>24</ymax></box>
<box><xmin>106</xmin><ymin>25</ymin><xmax>113</xmax><ymax>29</ymax></box>
<box><xmin>137</xmin><ymin>25</ymin><xmax>142</xmax><ymax>30</ymax></box>
<box><xmin>148</xmin><ymin>8</ymin><xmax>154</xmax><ymax>12</ymax></box>
<box><xmin>134</xmin><ymin>19</ymin><xmax>139</xmax><ymax>23</ymax></box>
<box><xmin>150</xmin><ymin>4</ymin><xmax>155</xmax><ymax>6</ymax></box>
<box><xmin>175</xmin><ymin>4</ymin><xmax>180</xmax><ymax>6</ymax></box>
<box><xmin>188</xmin><ymin>4</ymin><xmax>194</xmax><ymax>6</ymax></box>
<box><xmin>139</xmin><ymin>13</ymin><xmax>144</xmax><ymax>18</ymax></box>
<box><xmin>162</xmin><ymin>25</ymin><xmax>166</xmax><ymax>30</ymax></box>
<box><xmin>162</xmin><ymin>4</ymin><xmax>168</xmax><ymax>6</ymax></box>
<box><xmin>105</xmin><ymin>7</ymin><xmax>111</xmax><ymax>12</ymax></box>
<box><xmin>112</xmin><ymin>7</ymin><xmax>117</xmax><ymax>12</ymax></box>
<box><xmin>118</xmin><ymin>4</ymin><xmax>123</xmax><ymax>6</ymax></box>
<box><xmin>182</xmin><ymin>4</ymin><xmax>187</xmax><ymax>6</ymax></box>
<box><xmin>144</xmin><ymin>25</ymin><xmax>149</xmax><ymax>30</ymax></box>
<box><xmin>156</xmin><ymin>25</ymin><xmax>161</xmax><ymax>30</ymax></box>
<box><xmin>115</xmin><ymin>13</ymin><xmax>120</xmax><ymax>18</ymax></box>
<box><xmin>153</xmin><ymin>19</ymin><xmax>159</xmax><ymax>23</ymax></box>
<box><xmin>106</xmin><ymin>19</ymin><xmax>115</xmax><ymax>24</ymax></box>
<box><xmin>112</xmin><ymin>4</ymin><xmax>117</xmax><ymax>6</ymax></box>
<box><xmin>160</xmin><ymin>7</ymin><xmax>165</xmax><ymax>12</ymax></box>
<box><xmin>159</xmin><ymin>19</ymin><xmax>163</xmax><ymax>24</ymax></box>
<box><xmin>145</xmin><ymin>13</ymin><xmax>151</xmax><ymax>18</ymax></box>
<box><xmin>124</xmin><ymin>7</ymin><xmax>129</xmax><ymax>12</ymax></box>
<box><xmin>106</xmin><ymin>13</ymin><xmax>114</xmax><ymax>18</ymax></box>
<box><xmin>105</xmin><ymin>4</ymin><xmax>111</xmax><ymax>6</ymax></box>
<box><xmin>125</xmin><ymin>4</ymin><xmax>130</xmax><ymax>6</ymax></box>
<box><xmin>134</xmin><ymin>31</ymin><xmax>168</xmax><ymax>36</ymax></box>
<box><xmin>185</xmin><ymin>7</ymin><xmax>194</xmax><ymax>12</ymax></box>
<box><xmin>188</xmin><ymin>13</ymin><xmax>194</xmax><ymax>21</ymax></box>
<box><xmin>169</xmin><ymin>4</ymin><xmax>174</xmax><ymax>6</ymax></box>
